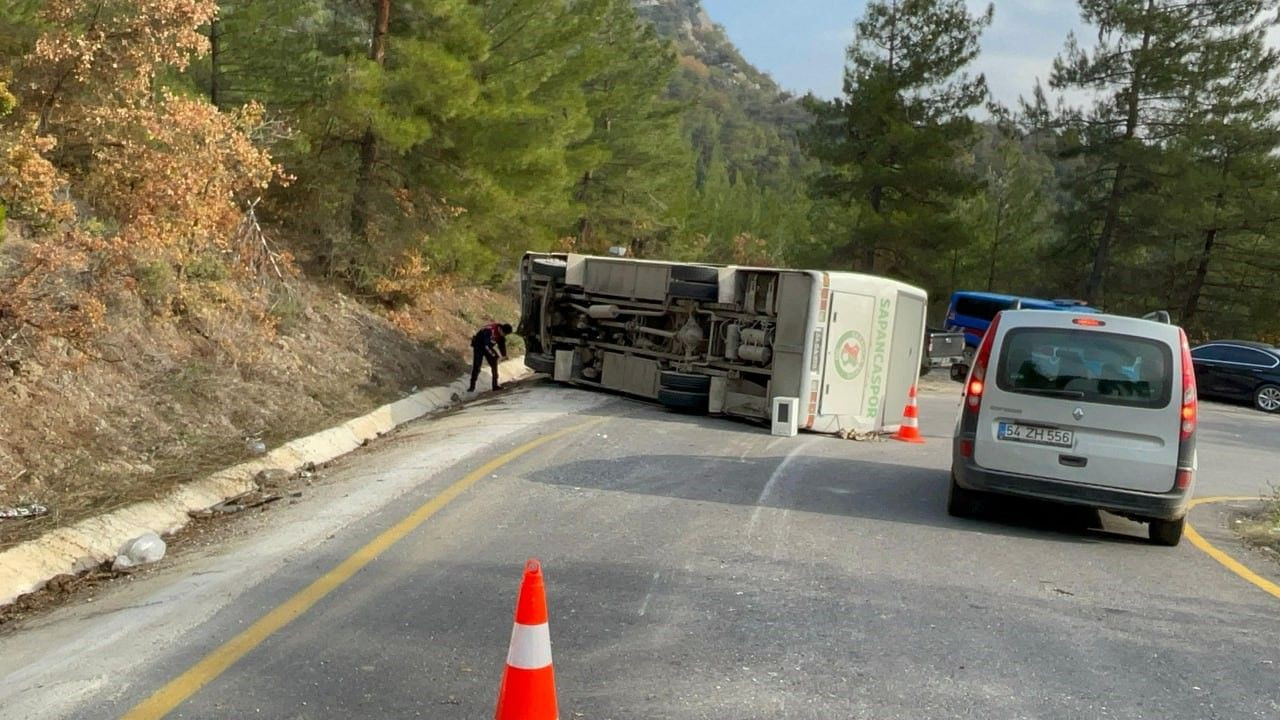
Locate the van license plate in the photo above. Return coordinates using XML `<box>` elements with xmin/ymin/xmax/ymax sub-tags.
<box><xmin>998</xmin><ymin>423</ymin><xmax>1074</xmax><ymax>448</ymax></box>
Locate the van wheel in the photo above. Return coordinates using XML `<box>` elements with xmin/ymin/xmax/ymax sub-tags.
<box><xmin>1253</xmin><ymin>385</ymin><xmax>1280</xmax><ymax>413</ymax></box>
<box><xmin>1148</xmin><ymin>517</ymin><xmax>1184</xmax><ymax>546</ymax></box>
<box><xmin>947</xmin><ymin>472</ymin><xmax>981</xmax><ymax>518</ymax></box>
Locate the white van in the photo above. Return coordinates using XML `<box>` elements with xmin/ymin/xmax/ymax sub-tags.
<box><xmin>949</xmin><ymin>310</ymin><xmax>1198</xmax><ymax>545</ymax></box>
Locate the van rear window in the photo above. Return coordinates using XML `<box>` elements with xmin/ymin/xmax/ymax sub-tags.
<box><xmin>996</xmin><ymin>328</ymin><xmax>1173</xmax><ymax>409</ymax></box>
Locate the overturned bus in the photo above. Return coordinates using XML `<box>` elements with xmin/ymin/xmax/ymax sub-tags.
<box><xmin>517</xmin><ymin>252</ymin><xmax>928</xmax><ymax>435</ymax></box>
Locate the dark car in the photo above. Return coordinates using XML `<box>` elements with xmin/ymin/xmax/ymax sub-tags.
<box><xmin>1190</xmin><ymin>340</ymin><xmax>1280</xmax><ymax>413</ymax></box>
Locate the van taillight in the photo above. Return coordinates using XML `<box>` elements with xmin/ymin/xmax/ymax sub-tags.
<box><xmin>1178</xmin><ymin>329</ymin><xmax>1197</xmax><ymax>441</ymax></box>
<box><xmin>964</xmin><ymin>313</ymin><xmax>1002</xmax><ymax>413</ymax></box>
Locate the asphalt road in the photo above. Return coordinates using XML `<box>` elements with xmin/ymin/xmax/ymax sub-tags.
<box><xmin>2</xmin><ymin>381</ymin><xmax>1279</xmax><ymax>719</ymax></box>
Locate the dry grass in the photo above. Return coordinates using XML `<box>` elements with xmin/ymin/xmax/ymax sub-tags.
<box><xmin>1234</xmin><ymin>488</ymin><xmax>1280</xmax><ymax>556</ymax></box>
<box><xmin>0</xmin><ymin>263</ymin><xmax>517</xmax><ymax>549</ymax></box>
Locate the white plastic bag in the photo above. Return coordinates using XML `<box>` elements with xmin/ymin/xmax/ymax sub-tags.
<box><xmin>113</xmin><ymin>532</ymin><xmax>167</xmax><ymax>571</ymax></box>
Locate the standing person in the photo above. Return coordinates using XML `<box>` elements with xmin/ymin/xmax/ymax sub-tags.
<box><xmin>468</xmin><ymin>322</ymin><xmax>513</xmax><ymax>392</ymax></box>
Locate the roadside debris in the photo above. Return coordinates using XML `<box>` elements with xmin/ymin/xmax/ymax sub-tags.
<box><xmin>0</xmin><ymin>503</ymin><xmax>49</xmax><ymax>519</ymax></box>
<box><xmin>189</xmin><ymin>491</ymin><xmax>284</xmax><ymax>519</ymax></box>
<box><xmin>255</xmin><ymin>468</ymin><xmax>292</xmax><ymax>487</ymax></box>
<box><xmin>838</xmin><ymin>428</ymin><xmax>885</xmax><ymax>442</ymax></box>
<box><xmin>244</xmin><ymin>436</ymin><xmax>267</xmax><ymax>455</ymax></box>
<box><xmin>112</xmin><ymin>532</ymin><xmax>167</xmax><ymax>571</ymax></box>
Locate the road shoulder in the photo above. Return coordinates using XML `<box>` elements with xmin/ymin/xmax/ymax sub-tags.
<box><xmin>1187</xmin><ymin>498</ymin><xmax>1280</xmax><ymax>601</ymax></box>
<box><xmin>0</xmin><ymin>384</ymin><xmax>607</xmax><ymax>720</ymax></box>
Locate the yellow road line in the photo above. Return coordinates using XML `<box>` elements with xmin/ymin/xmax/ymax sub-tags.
<box><xmin>1185</xmin><ymin>496</ymin><xmax>1280</xmax><ymax>602</ymax></box>
<box><xmin>122</xmin><ymin>420</ymin><xmax>599</xmax><ymax>720</ymax></box>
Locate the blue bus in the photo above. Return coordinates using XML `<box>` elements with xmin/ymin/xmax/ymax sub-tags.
<box><xmin>945</xmin><ymin>291</ymin><xmax>1099</xmax><ymax>351</ymax></box>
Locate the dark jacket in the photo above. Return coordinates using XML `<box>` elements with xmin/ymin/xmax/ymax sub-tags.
<box><xmin>471</xmin><ymin>323</ymin><xmax>507</xmax><ymax>357</ymax></box>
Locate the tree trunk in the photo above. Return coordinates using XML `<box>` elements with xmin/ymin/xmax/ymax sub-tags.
<box><xmin>950</xmin><ymin>248</ymin><xmax>959</xmax><ymax>295</ymax></box>
<box><xmin>209</xmin><ymin>19</ymin><xmax>222</xmax><ymax>108</ymax></box>
<box><xmin>348</xmin><ymin>0</ymin><xmax>392</xmax><ymax>257</ymax></box>
<box><xmin>575</xmin><ymin>170</ymin><xmax>594</xmax><ymax>247</ymax></box>
<box><xmin>1083</xmin><ymin>0</ymin><xmax>1152</xmax><ymax>305</ymax></box>
<box><xmin>1183</xmin><ymin>158</ymin><xmax>1229</xmax><ymax>322</ymax></box>
<box><xmin>864</xmin><ymin>184</ymin><xmax>882</xmax><ymax>272</ymax></box>
<box><xmin>1183</xmin><ymin>229</ymin><xmax>1217</xmax><ymax>322</ymax></box>
<box><xmin>987</xmin><ymin>198</ymin><xmax>1004</xmax><ymax>292</ymax></box>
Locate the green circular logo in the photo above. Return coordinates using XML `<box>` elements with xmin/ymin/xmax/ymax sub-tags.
<box><xmin>834</xmin><ymin>330</ymin><xmax>867</xmax><ymax>381</ymax></box>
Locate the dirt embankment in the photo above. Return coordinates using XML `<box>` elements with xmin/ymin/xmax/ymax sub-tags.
<box><xmin>0</xmin><ymin>233</ymin><xmax>518</xmax><ymax>549</ymax></box>
<box><xmin>1234</xmin><ymin>495</ymin><xmax>1280</xmax><ymax>558</ymax></box>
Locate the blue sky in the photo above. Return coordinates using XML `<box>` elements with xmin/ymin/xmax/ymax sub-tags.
<box><xmin>701</xmin><ymin>0</ymin><xmax>1087</xmax><ymax>107</ymax></box>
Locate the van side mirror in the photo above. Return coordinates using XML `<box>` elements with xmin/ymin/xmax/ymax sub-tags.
<box><xmin>1143</xmin><ymin>310</ymin><xmax>1172</xmax><ymax>324</ymax></box>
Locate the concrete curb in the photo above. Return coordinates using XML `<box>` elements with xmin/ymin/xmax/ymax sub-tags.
<box><xmin>0</xmin><ymin>357</ymin><xmax>535</xmax><ymax>608</ymax></box>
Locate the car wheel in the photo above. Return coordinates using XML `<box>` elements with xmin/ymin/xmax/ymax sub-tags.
<box><xmin>524</xmin><ymin>353</ymin><xmax>556</xmax><ymax>376</ymax></box>
<box><xmin>1253</xmin><ymin>384</ymin><xmax>1280</xmax><ymax>413</ymax></box>
<box><xmin>530</xmin><ymin>258</ymin><xmax>567</xmax><ymax>280</ymax></box>
<box><xmin>950</xmin><ymin>363</ymin><xmax>969</xmax><ymax>383</ymax></box>
<box><xmin>670</xmin><ymin>264</ymin><xmax>719</xmax><ymax>284</ymax></box>
<box><xmin>919</xmin><ymin>362</ymin><xmax>931</xmax><ymax>378</ymax></box>
<box><xmin>660</xmin><ymin>371</ymin><xmax>712</xmax><ymax>392</ymax></box>
<box><xmin>657</xmin><ymin>388</ymin><xmax>709</xmax><ymax>414</ymax></box>
<box><xmin>1148</xmin><ymin>517</ymin><xmax>1184</xmax><ymax>546</ymax></box>
<box><xmin>668</xmin><ymin>280</ymin><xmax>718</xmax><ymax>302</ymax></box>
<box><xmin>947</xmin><ymin>471</ymin><xmax>981</xmax><ymax>518</ymax></box>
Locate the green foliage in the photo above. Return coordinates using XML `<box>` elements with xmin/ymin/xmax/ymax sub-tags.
<box><xmin>635</xmin><ymin>0</ymin><xmax>818</xmax><ymax>263</ymax></box>
<box><xmin>944</xmin><ymin>126</ymin><xmax>1058</xmax><ymax>295</ymax></box>
<box><xmin>569</xmin><ymin>0</ymin><xmax>692</xmax><ymax>256</ymax></box>
<box><xmin>0</xmin><ymin>1</ymin><xmax>44</xmax><ymax>64</ymax></box>
<box><xmin>6</xmin><ymin>0</ymin><xmax>1280</xmax><ymax>343</ymax></box>
<box><xmin>267</xmin><ymin>285</ymin><xmax>307</xmax><ymax>334</ymax></box>
<box><xmin>1044</xmin><ymin>0</ymin><xmax>1280</xmax><ymax>307</ymax></box>
<box><xmin>185</xmin><ymin>252</ymin><xmax>230</xmax><ymax>282</ymax></box>
<box><xmin>134</xmin><ymin>260</ymin><xmax>177</xmax><ymax>311</ymax></box>
<box><xmin>802</xmin><ymin>0</ymin><xmax>993</xmax><ymax>283</ymax></box>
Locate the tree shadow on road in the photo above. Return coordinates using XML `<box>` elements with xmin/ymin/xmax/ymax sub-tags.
<box><xmin>524</xmin><ymin>451</ymin><xmax>1151</xmax><ymax>546</ymax></box>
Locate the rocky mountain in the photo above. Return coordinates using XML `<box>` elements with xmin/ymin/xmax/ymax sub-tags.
<box><xmin>632</xmin><ymin>0</ymin><xmax>812</xmax><ymax>192</ymax></box>
<box><xmin>633</xmin><ymin>0</ymin><xmax>782</xmax><ymax>96</ymax></box>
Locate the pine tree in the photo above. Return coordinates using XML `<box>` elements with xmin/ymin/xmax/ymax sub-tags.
<box><xmin>288</xmin><ymin>0</ymin><xmax>487</xmax><ymax>280</ymax></box>
<box><xmin>1166</xmin><ymin>2</ymin><xmax>1280</xmax><ymax>326</ymax></box>
<box><xmin>568</xmin><ymin>0</ymin><xmax>691</xmax><ymax>257</ymax></box>
<box><xmin>1047</xmin><ymin>0</ymin><xmax>1277</xmax><ymax>306</ymax></box>
<box><xmin>972</xmin><ymin>128</ymin><xmax>1057</xmax><ymax>293</ymax></box>
<box><xmin>197</xmin><ymin>1</ymin><xmax>338</xmax><ymax>111</ymax></box>
<box><xmin>802</xmin><ymin>0</ymin><xmax>993</xmax><ymax>279</ymax></box>
<box><xmin>415</xmin><ymin>0</ymin><xmax>597</xmax><ymax>277</ymax></box>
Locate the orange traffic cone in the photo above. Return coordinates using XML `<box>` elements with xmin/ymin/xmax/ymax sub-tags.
<box><xmin>892</xmin><ymin>385</ymin><xmax>926</xmax><ymax>444</ymax></box>
<box><xmin>495</xmin><ymin>559</ymin><xmax>559</xmax><ymax>720</ymax></box>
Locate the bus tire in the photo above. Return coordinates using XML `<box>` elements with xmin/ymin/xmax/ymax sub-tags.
<box><xmin>670</xmin><ymin>265</ymin><xmax>719</xmax><ymax>284</ymax></box>
<box><xmin>669</xmin><ymin>280</ymin><xmax>718</xmax><ymax>302</ymax></box>
<box><xmin>660</xmin><ymin>371</ymin><xmax>712</xmax><ymax>392</ymax></box>
<box><xmin>657</xmin><ymin>388</ymin><xmax>709</xmax><ymax>413</ymax></box>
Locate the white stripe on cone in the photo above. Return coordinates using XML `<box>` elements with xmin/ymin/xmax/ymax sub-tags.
<box><xmin>506</xmin><ymin>622</ymin><xmax>553</xmax><ymax>670</ymax></box>
<box><xmin>902</xmin><ymin>416</ymin><xmax>919</xmax><ymax>428</ymax></box>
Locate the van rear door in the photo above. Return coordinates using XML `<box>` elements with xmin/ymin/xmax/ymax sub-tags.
<box><xmin>974</xmin><ymin>315</ymin><xmax>1180</xmax><ymax>494</ymax></box>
